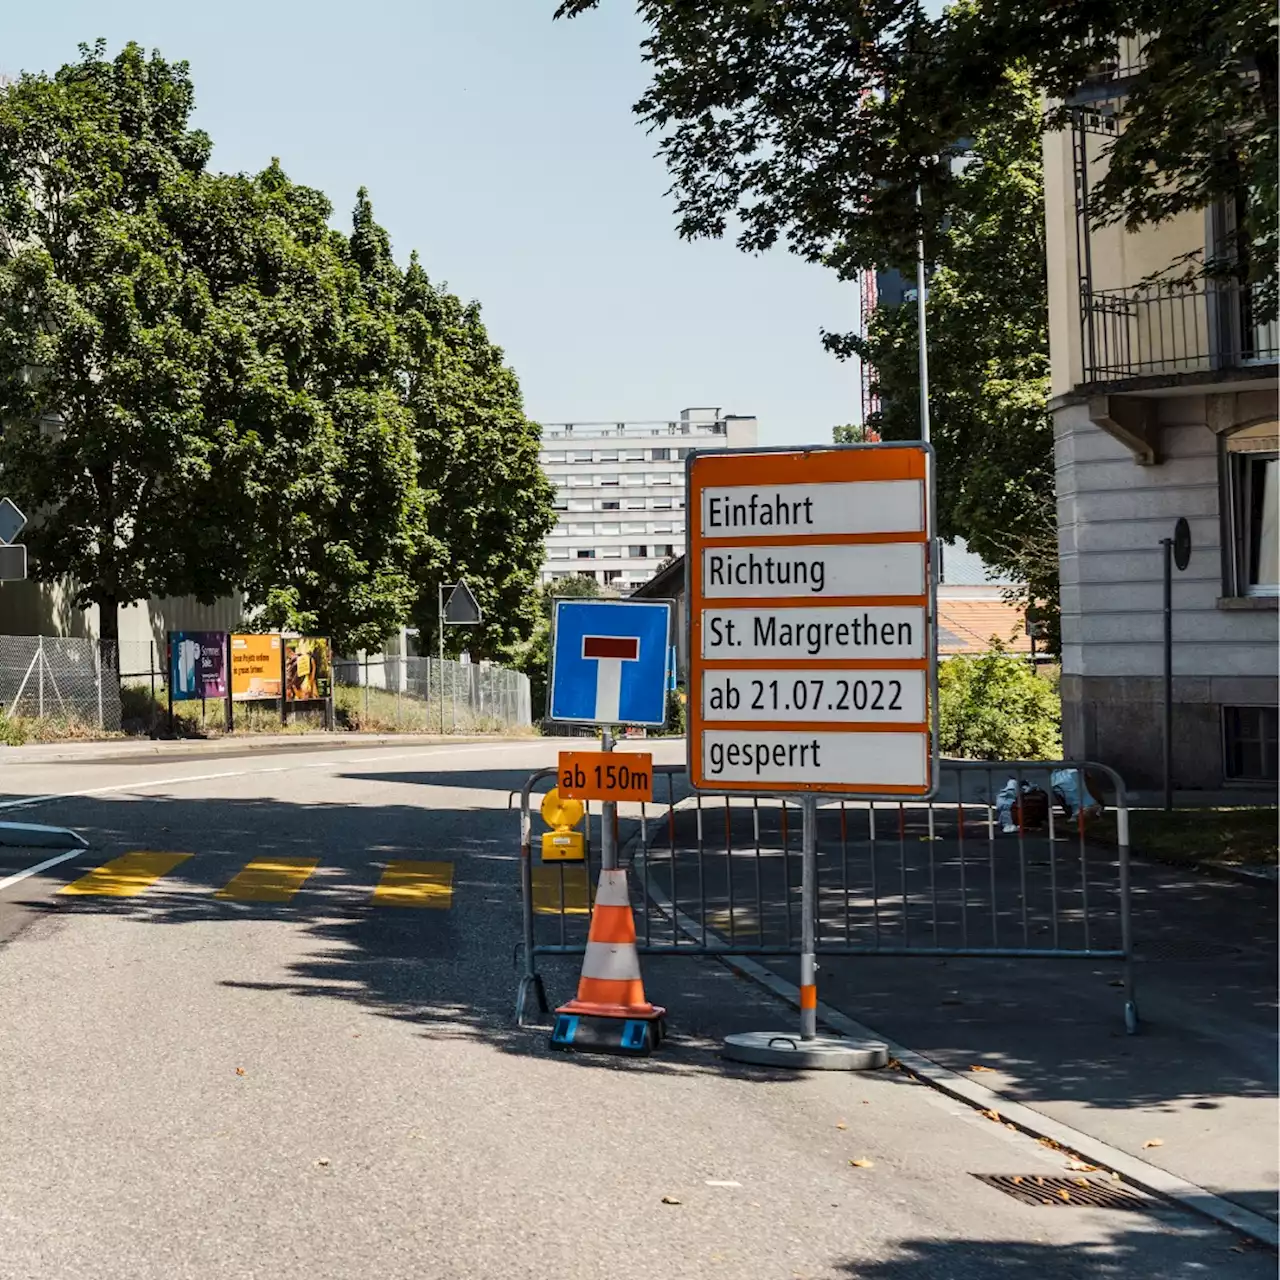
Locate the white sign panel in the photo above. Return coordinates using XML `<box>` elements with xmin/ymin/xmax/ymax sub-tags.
<box><xmin>701</xmin><ymin>729</ymin><xmax>928</xmax><ymax>789</ymax></box>
<box><xmin>701</xmin><ymin>668</ymin><xmax>926</xmax><ymax>724</ymax></box>
<box><xmin>701</xmin><ymin>541</ymin><xmax>924</xmax><ymax>599</ymax></box>
<box><xmin>701</xmin><ymin>607</ymin><xmax>925</xmax><ymax>660</ymax></box>
<box><xmin>702</xmin><ymin>480</ymin><xmax>924</xmax><ymax>539</ymax></box>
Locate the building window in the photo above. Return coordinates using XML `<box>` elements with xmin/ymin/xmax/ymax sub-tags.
<box><xmin>675</xmin><ymin>447</ymin><xmax>693</xmax><ymax>460</ymax></box>
<box><xmin>576</xmin><ymin>549</ymin><xmax>596</xmax><ymax>560</ymax></box>
<box><xmin>621</xmin><ymin>450</ymin><xmax>645</xmax><ymax>462</ymax></box>
<box><xmin>1223</xmin><ymin>706</ymin><xmax>1278</xmax><ymax>781</ymax></box>
<box><xmin>654</xmin><ymin>543</ymin><xmax>675</xmax><ymax>557</ymax></box>
<box><xmin>627</xmin><ymin>545</ymin><xmax>647</xmax><ymax>558</ymax></box>
<box><xmin>651</xmin><ymin>448</ymin><xmax>671</xmax><ymax>461</ymax></box>
<box><xmin>548</xmin><ymin>547</ymin><xmax>569</xmax><ymax>560</ymax></box>
<box><xmin>622</xmin><ymin>522</ymin><xmax>646</xmax><ymax>535</ymax></box>
<box><xmin>577</xmin><ymin>570</ymin><xmax>598</xmax><ymax>583</ymax></box>
<box><xmin>652</xmin><ymin>498</ymin><xmax>672</xmax><ymax>510</ymax></box>
<box><xmin>604</xmin><ymin>569</ymin><xmax>623</xmax><ymax>585</ymax></box>
<box><xmin>543</xmin><ymin>452</ymin><xmax>565</xmax><ymax>463</ymax></box>
<box><xmin>652</xmin><ymin>523</ymin><xmax>673</xmax><ymax>534</ymax></box>
<box><xmin>601</xmin><ymin>546</ymin><xmax>622</xmax><ymax>559</ymax></box>
<box><xmin>568</xmin><ymin>499</ymin><xmax>593</xmax><ymax>513</ymax></box>
<box><xmin>568</xmin><ymin>474</ymin><xmax>593</xmax><ymax>487</ymax></box>
<box><xmin>597</xmin><ymin>450</ymin><xmax>619</xmax><ymax>462</ymax></box>
<box><xmin>600</xmin><ymin>500</ymin><xmax>620</xmax><ymax>511</ymax></box>
<box><xmin>1226</xmin><ymin>439</ymin><xmax>1279</xmax><ymax>596</ymax></box>
<box><xmin>599</xmin><ymin>523</ymin><xmax>620</xmax><ymax>535</ymax></box>
<box><xmin>552</xmin><ymin>498</ymin><xmax>568</xmax><ymax>512</ymax></box>
<box><xmin>624</xmin><ymin>500</ymin><xmax>645</xmax><ymax>511</ymax></box>
<box><xmin>649</xmin><ymin>473</ymin><xmax>671</xmax><ymax>485</ymax></box>
<box><xmin>598</xmin><ymin>474</ymin><xmax>620</xmax><ymax>487</ymax></box>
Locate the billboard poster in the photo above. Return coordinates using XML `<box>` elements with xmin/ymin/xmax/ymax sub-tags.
<box><xmin>231</xmin><ymin>634</ymin><xmax>283</xmax><ymax>701</ymax></box>
<box><xmin>284</xmin><ymin>637</ymin><xmax>332</xmax><ymax>702</ymax></box>
<box><xmin>168</xmin><ymin>632</ymin><xmax>227</xmax><ymax>702</ymax></box>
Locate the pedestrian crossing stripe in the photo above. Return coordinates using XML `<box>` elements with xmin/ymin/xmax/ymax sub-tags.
<box><xmin>531</xmin><ymin>864</ymin><xmax>594</xmax><ymax>915</ymax></box>
<box><xmin>54</xmin><ymin>852</ymin><xmax>461</xmax><ymax>908</ymax></box>
<box><xmin>371</xmin><ymin>860</ymin><xmax>453</xmax><ymax>909</ymax></box>
<box><xmin>60</xmin><ymin>851</ymin><xmax>193</xmax><ymax>897</ymax></box>
<box><xmin>215</xmin><ymin>857</ymin><xmax>321</xmax><ymax>903</ymax></box>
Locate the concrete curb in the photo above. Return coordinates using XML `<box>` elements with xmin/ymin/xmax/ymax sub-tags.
<box><xmin>0</xmin><ymin>821</ymin><xmax>89</xmax><ymax>849</ymax></box>
<box><xmin>632</xmin><ymin>829</ymin><xmax>1279</xmax><ymax>1249</ymax></box>
<box><xmin>0</xmin><ymin>732</ymin><xmax>529</xmax><ymax>767</ymax></box>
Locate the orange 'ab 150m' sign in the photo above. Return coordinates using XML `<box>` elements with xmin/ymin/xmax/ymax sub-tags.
<box><xmin>557</xmin><ymin>751</ymin><xmax>654</xmax><ymax>803</ymax></box>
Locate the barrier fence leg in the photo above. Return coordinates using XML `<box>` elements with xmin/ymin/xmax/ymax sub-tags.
<box><xmin>1117</xmin><ymin>800</ymin><xmax>1140</xmax><ymax>1035</ymax></box>
<box><xmin>514</xmin><ymin>786</ymin><xmax>548</xmax><ymax>1026</ymax></box>
<box><xmin>722</xmin><ymin>795</ymin><xmax>889</xmax><ymax>1071</ymax></box>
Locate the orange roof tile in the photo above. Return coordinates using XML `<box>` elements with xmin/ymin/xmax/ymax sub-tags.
<box><xmin>937</xmin><ymin>599</ymin><xmax>1030</xmax><ymax>656</ymax></box>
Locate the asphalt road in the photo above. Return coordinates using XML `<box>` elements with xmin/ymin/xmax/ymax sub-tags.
<box><xmin>0</xmin><ymin>738</ymin><xmax>1271</xmax><ymax>1279</ymax></box>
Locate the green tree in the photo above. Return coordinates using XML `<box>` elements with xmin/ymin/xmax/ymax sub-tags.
<box><xmin>832</xmin><ymin>424</ymin><xmax>879</xmax><ymax>444</ymax></box>
<box><xmin>399</xmin><ymin>257</ymin><xmax>555</xmax><ymax>662</ymax></box>
<box><xmin>0</xmin><ymin>42</ymin><xmax>239</xmax><ymax>649</ymax></box>
<box><xmin>938</xmin><ymin>644</ymin><xmax>1062</xmax><ymax>760</ymax></box>
<box><xmin>843</xmin><ymin>71</ymin><xmax>1061</xmax><ymax>645</ymax></box>
<box><xmin>557</xmin><ymin>0</ymin><xmax>1276</xmax><ymax>308</ymax></box>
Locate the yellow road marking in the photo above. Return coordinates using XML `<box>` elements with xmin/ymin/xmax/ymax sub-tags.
<box><xmin>371</xmin><ymin>860</ymin><xmax>453</xmax><ymax>909</ymax></box>
<box><xmin>532</xmin><ymin>864</ymin><xmax>594</xmax><ymax>915</ymax></box>
<box><xmin>60</xmin><ymin>851</ymin><xmax>193</xmax><ymax>897</ymax></box>
<box><xmin>215</xmin><ymin>857</ymin><xmax>320</xmax><ymax>902</ymax></box>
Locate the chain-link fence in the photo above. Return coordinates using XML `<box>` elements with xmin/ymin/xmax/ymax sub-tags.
<box><xmin>331</xmin><ymin>654</ymin><xmax>531</xmax><ymax>733</ymax></box>
<box><xmin>0</xmin><ymin>637</ymin><xmax>533</xmax><ymax>736</ymax></box>
<box><xmin>0</xmin><ymin>635</ymin><xmax>121</xmax><ymax>730</ymax></box>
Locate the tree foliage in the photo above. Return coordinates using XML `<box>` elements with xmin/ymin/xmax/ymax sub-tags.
<box><xmin>558</xmin><ymin>0</ymin><xmax>1277</xmax><ymax>300</ymax></box>
<box><xmin>843</xmin><ymin>71</ymin><xmax>1061</xmax><ymax>646</ymax></box>
<box><xmin>0</xmin><ymin>41</ymin><xmax>553</xmax><ymax>659</ymax></box>
<box><xmin>938</xmin><ymin>645</ymin><xmax>1062</xmax><ymax>761</ymax></box>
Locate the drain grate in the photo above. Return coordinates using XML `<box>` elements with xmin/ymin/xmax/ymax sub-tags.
<box><xmin>972</xmin><ymin>1174</ymin><xmax>1149</xmax><ymax>1210</ymax></box>
<box><xmin>1135</xmin><ymin>938</ymin><xmax>1244</xmax><ymax>962</ymax></box>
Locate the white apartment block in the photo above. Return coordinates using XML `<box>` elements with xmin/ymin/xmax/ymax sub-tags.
<box><xmin>539</xmin><ymin>407</ymin><xmax>759</xmax><ymax>593</ymax></box>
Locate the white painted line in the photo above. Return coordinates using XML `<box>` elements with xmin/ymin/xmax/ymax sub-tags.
<box><xmin>0</xmin><ymin>848</ymin><xmax>83</xmax><ymax>893</ymax></box>
<box><xmin>0</xmin><ymin>740</ymin><xmax>530</xmax><ymax>814</ymax></box>
<box><xmin>632</xmin><ymin>837</ymin><xmax>1280</xmax><ymax>1250</ymax></box>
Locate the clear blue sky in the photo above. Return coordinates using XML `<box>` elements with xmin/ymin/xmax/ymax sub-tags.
<box><xmin>7</xmin><ymin>1</ymin><xmax>871</xmax><ymax>446</ymax></box>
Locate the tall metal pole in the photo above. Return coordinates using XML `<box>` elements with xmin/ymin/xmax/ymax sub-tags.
<box><xmin>915</xmin><ymin>182</ymin><xmax>931</xmax><ymax>446</ymax></box>
<box><xmin>438</xmin><ymin>582</ymin><xmax>446</xmax><ymax>735</ymax></box>
<box><xmin>1161</xmin><ymin>537</ymin><xmax>1174</xmax><ymax>812</ymax></box>
<box><xmin>599</xmin><ymin>726</ymin><xmax>617</xmax><ymax>872</ymax></box>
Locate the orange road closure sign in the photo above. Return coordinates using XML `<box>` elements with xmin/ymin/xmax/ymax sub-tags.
<box><xmin>558</xmin><ymin>751</ymin><xmax>654</xmax><ymax>803</ymax></box>
<box><xmin>688</xmin><ymin>443</ymin><xmax>936</xmax><ymax>797</ymax></box>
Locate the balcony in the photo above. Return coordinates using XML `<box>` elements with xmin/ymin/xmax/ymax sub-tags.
<box><xmin>1081</xmin><ymin>277</ymin><xmax>1278</xmax><ymax>386</ymax></box>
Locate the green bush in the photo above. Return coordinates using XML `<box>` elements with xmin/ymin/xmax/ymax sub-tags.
<box><xmin>937</xmin><ymin>645</ymin><xmax>1061</xmax><ymax>760</ymax></box>
<box><xmin>664</xmin><ymin>687</ymin><xmax>687</xmax><ymax>737</ymax></box>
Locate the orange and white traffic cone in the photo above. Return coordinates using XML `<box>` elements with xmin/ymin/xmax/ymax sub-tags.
<box><xmin>550</xmin><ymin>867</ymin><xmax>666</xmax><ymax>1056</ymax></box>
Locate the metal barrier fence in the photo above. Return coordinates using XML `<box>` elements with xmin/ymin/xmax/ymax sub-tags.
<box><xmin>0</xmin><ymin>635</ymin><xmax>120</xmax><ymax>729</ymax></box>
<box><xmin>516</xmin><ymin>759</ymin><xmax>1137</xmax><ymax>1034</ymax></box>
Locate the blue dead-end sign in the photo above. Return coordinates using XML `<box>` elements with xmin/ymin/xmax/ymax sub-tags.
<box><xmin>548</xmin><ymin>599</ymin><xmax>672</xmax><ymax>726</ymax></box>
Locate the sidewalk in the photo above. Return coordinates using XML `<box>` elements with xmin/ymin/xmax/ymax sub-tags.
<box><xmin>0</xmin><ymin>731</ymin><xmax>525</xmax><ymax>768</ymax></box>
<box><xmin>634</xmin><ymin>805</ymin><xmax>1279</xmax><ymax>1227</ymax></box>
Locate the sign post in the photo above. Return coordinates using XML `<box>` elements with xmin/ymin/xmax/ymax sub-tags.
<box><xmin>1160</xmin><ymin>517</ymin><xmax>1192</xmax><ymax>812</ymax></box>
<box><xmin>438</xmin><ymin>580</ymin><xmax>482</xmax><ymax>732</ymax></box>
<box><xmin>687</xmin><ymin>442</ymin><xmax>935</xmax><ymax>1070</ymax></box>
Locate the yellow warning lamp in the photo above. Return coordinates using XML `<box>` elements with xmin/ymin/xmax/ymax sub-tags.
<box><xmin>540</xmin><ymin>788</ymin><xmax>586</xmax><ymax>862</ymax></box>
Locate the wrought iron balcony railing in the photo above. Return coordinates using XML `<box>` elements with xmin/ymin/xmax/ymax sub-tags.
<box><xmin>1081</xmin><ymin>277</ymin><xmax>1279</xmax><ymax>384</ymax></box>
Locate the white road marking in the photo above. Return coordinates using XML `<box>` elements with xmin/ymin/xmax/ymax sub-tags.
<box><xmin>0</xmin><ymin>741</ymin><xmax>532</xmax><ymax>814</ymax></box>
<box><xmin>0</xmin><ymin>848</ymin><xmax>83</xmax><ymax>892</ymax></box>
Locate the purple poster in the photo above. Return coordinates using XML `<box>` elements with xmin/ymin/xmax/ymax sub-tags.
<box><xmin>169</xmin><ymin>632</ymin><xmax>228</xmax><ymax>701</ymax></box>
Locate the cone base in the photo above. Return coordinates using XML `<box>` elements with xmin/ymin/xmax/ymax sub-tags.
<box><xmin>549</xmin><ymin>1008</ymin><xmax>667</xmax><ymax>1057</ymax></box>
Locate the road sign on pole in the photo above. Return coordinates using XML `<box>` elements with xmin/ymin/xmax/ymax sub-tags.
<box><xmin>547</xmin><ymin>599</ymin><xmax>672</xmax><ymax>727</ymax></box>
<box><xmin>687</xmin><ymin>443</ymin><xmax>936</xmax><ymax>798</ymax></box>
<box><xmin>0</xmin><ymin>497</ymin><xmax>28</xmax><ymax>580</ymax></box>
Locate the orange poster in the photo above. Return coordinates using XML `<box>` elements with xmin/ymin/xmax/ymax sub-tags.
<box><xmin>231</xmin><ymin>634</ymin><xmax>283</xmax><ymax>701</ymax></box>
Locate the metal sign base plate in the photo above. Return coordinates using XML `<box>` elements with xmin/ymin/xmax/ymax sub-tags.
<box><xmin>721</xmin><ymin>1031</ymin><xmax>888</xmax><ymax>1071</ymax></box>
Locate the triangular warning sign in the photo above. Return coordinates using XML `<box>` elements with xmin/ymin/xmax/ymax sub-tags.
<box><xmin>443</xmin><ymin>580</ymin><xmax>482</xmax><ymax>626</ymax></box>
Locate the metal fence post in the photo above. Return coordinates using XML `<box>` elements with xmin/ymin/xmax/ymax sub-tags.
<box><xmin>799</xmin><ymin>793</ymin><xmax>818</xmax><ymax>1040</ymax></box>
<box><xmin>1117</xmin><ymin>794</ymin><xmax>1139</xmax><ymax>1035</ymax></box>
<box><xmin>95</xmin><ymin>642</ymin><xmax>104</xmax><ymax>729</ymax></box>
<box><xmin>38</xmin><ymin>636</ymin><xmax>44</xmax><ymax>719</ymax></box>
